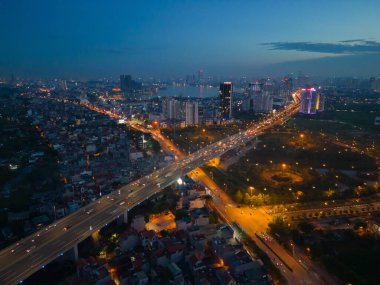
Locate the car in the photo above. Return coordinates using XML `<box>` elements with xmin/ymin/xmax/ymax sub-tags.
<box><xmin>64</xmin><ymin>225</ymin><xmax>72</xmax><ymax>231</ymax></box>
<box><xmin>26</xmin><ymin>245</ymin><xmax>36</xmax><ymax>253</ymax></box>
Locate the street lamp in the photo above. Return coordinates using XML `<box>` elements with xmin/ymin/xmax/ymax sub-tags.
<box><xmin>281</xmin><ymin>163</ymin><xmax>286</xmax><ymax>175</ymax></box>
<box><xmin>290</xmin><ymin>241</ymin><xmax>295</xmax><ymax>256</ymax></box>
<box><xmin>249</xmin><ymin>186</ymin><xmax>255</xmax><ymax>196</ymax></box>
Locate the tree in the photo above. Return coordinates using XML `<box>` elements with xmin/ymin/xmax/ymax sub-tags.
<box><xmin>235</xmin><ymin>190</ymin><xmax>243</xmax><ymax>203</ymax></box>
<box><xmin>268</xmin><ymin>215</ymin><xmax>291</xmax><ymax>242</ymax></box>
<box><xmin>251</xmin><ymin>194</ymin><xmax>264</xmax><ymax>206</ymax></box>
<box><xmin>298</xmin><ymin>221</ymin><xmax>315</xmax><ymax>234</ymax></box>
<box><xmin>243</xmin><ymin>193</ymin><xmax>251</xmax><ymax>205</ymax></box>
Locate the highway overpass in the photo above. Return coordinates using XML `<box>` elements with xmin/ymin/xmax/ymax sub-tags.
<box><xmin>0</xmin><ymin>100</ymin><xmax>300</xmax><ymax>284</ymax></box>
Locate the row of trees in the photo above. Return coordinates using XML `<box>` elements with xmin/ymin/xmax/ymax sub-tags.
<box><xmin>234</xmin><ymin>191</ymin><xmax>270</xmax><ymax>206</ymax></box>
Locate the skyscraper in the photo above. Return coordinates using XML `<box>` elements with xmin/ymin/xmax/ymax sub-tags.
<box><xmin>280</xmin><ymin>77</ymin><xmax>293</xmax><ymax>103</ymax></box>
<box><xmin>219</xmin><ymin>82</ymin><xmax>233</xmax><ymax>121</ymax></box>
<box><xmin>162</xmin><ymin>98</ymin><xmax>182</xmax><ymax>120</ymax></box>
<box><xmin>185</xmin><ymin>101</ymin><xmax>199</xmax><ymax>126</ymax></box>
<box><xmin>242</xmin><ymin>81</ymin><xmax>273</xmax><ymax>113</ymax></box>
<box><xmin>120</xmin><ymin>75</ymin><xmax>132</xmax><ymax>92</ymax></box>
<box><xmin>299</xmin><ymin>87</ymin><xmax>325</xmax><ymax>114</ymax></box>
<box><xmin>198</xmin><ymin>69</ymin><xmax>204</xmax><ymax>84</ymax></box>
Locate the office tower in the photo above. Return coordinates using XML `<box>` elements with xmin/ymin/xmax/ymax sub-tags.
<box><xmin>219</xmin><ymin>82</ymin><xmax>233</xmax><ymax>120</ymax></box>
<box><xmin>120</xmin><ymin>75</ymin><xmax>132</xmax><ymax>92</ymax></box>
<box><xmin>185</xmin><ymin>101</ymin><xmax>199</xmax><ymax>126</ymax></box>
<box><xmin>299</xmin><ymin>87</ymin><xmax>325</xmax><ymax>114</ymax></box>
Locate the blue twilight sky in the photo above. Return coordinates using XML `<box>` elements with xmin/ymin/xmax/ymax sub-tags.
<box><xmin>1</xmin><ymin>0</ymin><xmax>380</xmax><ymax>80</ymax></box>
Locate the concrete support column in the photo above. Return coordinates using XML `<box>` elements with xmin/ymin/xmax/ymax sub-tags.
<box><xmin>71</xmin><ymin>243</ymin><xmax>79</xmax><ymax>261</ymax></box>
<box><xmin>60</xmin><ymin>243</ymin><xmax>79</xmax><ymax>262</ymax></box>
<box><xmin>116</xmin><ymin>211</ymin><xmax>128</xmax><ymax>225</ymax></box>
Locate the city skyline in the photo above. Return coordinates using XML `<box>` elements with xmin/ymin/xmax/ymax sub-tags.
<box><xmin>1</xmin><ymin>2</ymin><xmax>380</xmax><ymax>285</ymax></box>
<box><xmin>1</xmin><ymin>0</ymin><xmax>380</xmax><ymax>79</ymax></box>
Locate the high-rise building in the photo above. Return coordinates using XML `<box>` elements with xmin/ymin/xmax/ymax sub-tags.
<box><xmin>280</xmin><ymin>77</ymin><xmax>293</xmax><ymax>102</ymax></box>
<box><xmin>370</xmin><ymin>77</ymin><xmax>380</xmax><ymax>92</ymax></box>
<box><xmin>120</xmin><ymin>75</ymin><xmax>142</xmax><ymax>98</ymax></box>
<box><xmin>56</xmin><ymin>79</ymin><xmax>68</xmax><ymax>91</ymax></box>
<box><xmin>185</xmin><ymin>101</ymin><xmax>199</xmax><ymax>126</ymax></box>
<box><xmin>253</xmin><ymin>93</ymin><xmax>273</xmax><ymax>113</ymax></box>
<box><xmin>219</xmin><ymin>82</ymin><xmax>233</xmax><ymax>120</ymax></box>
<box><xmin>162</xmin><ymin>98</ymin><xmax>182</xmax><ymax>120</ymax></box>
<box><xmin>262</xmin><ymin>79</ymin><xmax>275</xmax><ymax>96</ymax></box>
<box><xmin>120</xmin><ymin>75</ymin><xmax>132</xmax><ymax>92</ymax></box>
<box><xmin>299</xmin><ymin>87</ymin><xmax>325</xmax><ymax>114</ymax></box>
<box><xmin>242</xmin><ymin>81</ymin><xmax>273</xmax><ymax>113</ymax></box>
<box><xmin>242</xmin><ymin>82</ymin><xmax>260</xmax><ymax>112</ymax></box>
<box><xmin>198</xmin><ymin>69</ymin><xmax>204</xmax><ymax>84</ymax></box>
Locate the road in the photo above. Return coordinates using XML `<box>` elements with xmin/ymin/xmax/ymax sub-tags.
<box><xmin>188</xmin><ymin>167</ymin><xmax>335</xmax><ymax>285</ymax></box>
<box><xmin>129</xmin><ymin>115</ymin><xmax>337</xmax><ymax>284</ymax></box>
<box><xmin>83</xmin><ymin>95</ymin><xmax>337</xmax><ymax>284</ymax></box>
<box><xmin>0</xmin><ymin>98</ymin><xmax>300</xmax><ymax>284</ymax></box>
<box><xmin>90</xmin><ymin>96</ymin><xmax>337</xmax><ymax>284</ymax></box>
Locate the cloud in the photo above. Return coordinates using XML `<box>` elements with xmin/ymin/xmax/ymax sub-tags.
<box><xmin>262</xmin><ymin>40</ymin><xmax>380</xmax><ymax>55</ymax></box>
<box><xmin>263</xmin><ymin>53</ymin><xmax>380</xmax><ymax>77</ymax></box>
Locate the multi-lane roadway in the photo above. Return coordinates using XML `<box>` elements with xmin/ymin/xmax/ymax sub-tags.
<box><xmin>0</xmin><ymin>100</ymin><xmax>299</xmax><ymax>284</ymax></box>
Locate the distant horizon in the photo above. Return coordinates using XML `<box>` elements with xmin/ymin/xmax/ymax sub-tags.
<box><xmin>1</xmin><ymin>72</ymin><xmax>379</xmax><ymax>83</ymax></box>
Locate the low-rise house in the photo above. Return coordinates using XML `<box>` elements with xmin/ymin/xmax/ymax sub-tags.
<box><xmin>218</xmin><ymin>225</ymin><xmax>234</xmax><ymax>240</ymax></box>
<box><xmin>119</xmin><ymin>229</ymin><xmax>140</xmax><ymax>252</ymax></box>
<box><xmin>140</xmin><ymin>230</ymin><xmax>158</xmax><ymax>248</ymax></box>
<box><xmin>167</xmin><ymin>262</ymin><xmax>185</xmax><ymax>285</ymax></box>
<box><xmin>188</xmin><ymin>254</ymin><xmax>206</xmax><ymax>274</ymax></box>
<box><xmin>191</xmin><ymin>207</ymin><xmax>210</xmax><ymax>226</ymax></box>
<box><xmin>215</xmin><ymin>268</ymin><xmax>237</xmax><ymax>285</ymax></box>
<box><xmin>189</xmin><ymin>198</ymin><xmax>206</xmax><ymax>210</ymax></box>
<box><xmin>131</xmin><ymin>271</ymin><xmax>148</xmax><ymax>285</ymax></box>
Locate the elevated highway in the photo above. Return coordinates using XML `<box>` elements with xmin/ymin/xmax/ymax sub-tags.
<box><xmin>0</xmin><ymin>100</ymin><xmax>299</xmax><ymax>284</ymax></box>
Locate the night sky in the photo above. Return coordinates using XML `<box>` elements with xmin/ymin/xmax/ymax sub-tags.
<box><xmin>1</xmin><ymin>0</ymin><xmax>380</xmax><ymax>79</ymax></box>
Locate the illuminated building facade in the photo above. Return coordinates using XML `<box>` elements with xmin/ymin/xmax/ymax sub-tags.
<box><xmin>219</xmin><ymin>82</ymin><xmax>233</xmax><ymax>120</ymax></box>
<box><xmin>299</xmin><ymin>87</ymin><xmax>324</xmax><ymax>114</ymax></box>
